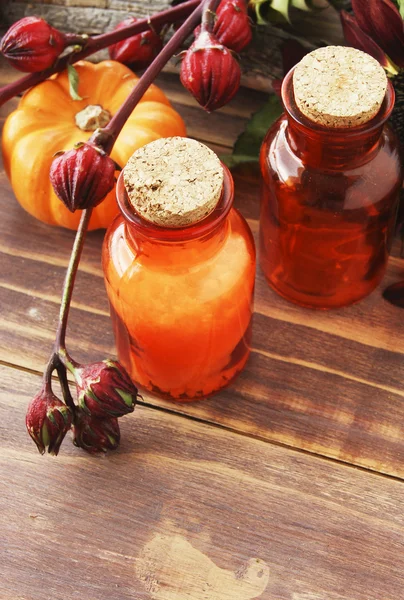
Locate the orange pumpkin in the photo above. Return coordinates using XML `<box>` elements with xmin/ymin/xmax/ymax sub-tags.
<box><xmin>2</xmin><ymin>60</ymin><xmax>186</xmax><ymax>230</ymax></box>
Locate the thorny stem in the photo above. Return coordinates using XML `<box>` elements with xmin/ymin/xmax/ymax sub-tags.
<box><xmin>0</xmin><ymin>0</ymin><xmax>201</xmax><ymax>107</ymax></box>
<box><xmin>93</xmin><ymin>0</ymin><xmax>208</xmax><ymax>154</ymax></box>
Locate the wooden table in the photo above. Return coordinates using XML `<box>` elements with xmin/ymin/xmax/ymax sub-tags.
<box><xmin>1</xmin><ymin>65</ymin><xmax>404</xmax><ymax>600</ymax></box>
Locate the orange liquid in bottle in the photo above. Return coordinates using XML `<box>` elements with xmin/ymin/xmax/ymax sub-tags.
<box><xmin>103</xmin><ymin>167</ymin><xmax>256</xmax><ymax>401</ymax></box>
<box><xmin>260</xmin><ymin>71</ymin><xmax>403</xmax><ymax>309</ymax></box>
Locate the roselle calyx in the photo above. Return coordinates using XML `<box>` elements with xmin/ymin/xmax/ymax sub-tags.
<box><xmin>26</xmin><ymin>387</ymin><xmax>73</xmax><ymax>455</ymax></box>
<box><xmin>50</xmin><ymin>142</ymin><xmax>116</xmax><ymax>212</ymax></box>
<box><xmin>213</xmin><ymin>0</ymin><xmax>252</xmax><ymax>52</ymax></box>
<box><xmin>72</xmin><ymin>409</ymin><xmax>121</xmax><ymax>453</ymax></box>
<box><xmin>108</xmin><ymin>17</ymin><xmax>163</xmax><ymax>70</ymax></box>
<box><xmin>194</xmin><ymin>0</ymin><xmax>252</xmax><ymax>52</ymax></box>
<box><xmin>75</xmin><ymin>359</ymin><xmax>138</xmax><ymax>418</ymax></box>
<box><xmin>0</xmin><ymin>16</ymin><xmax>67</xmax><ymax>73</ymax></box>
<box><xmin>180</xmin><ymin>31</ymin><xmax>241</xmax><ymax>112</ymax></box>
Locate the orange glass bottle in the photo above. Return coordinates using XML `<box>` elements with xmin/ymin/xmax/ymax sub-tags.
<box><xmin>103</xmin><ymin>137</ymin><xmax>255</xmax><ymax>401</ymax></box>
<box><xmin>260</xmin><ymin>47</ymin><xmax>403</xmax><ymax>309</ymax></box>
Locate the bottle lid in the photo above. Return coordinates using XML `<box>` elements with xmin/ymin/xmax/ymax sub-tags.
<box><xmin>293</xmin><ymin>46</ymin><xmax>388</xmax><ymax>128</ymax></box>
<box><xmin>123</xmin><ymin>137</ymin><xmax>224</xmax><ymax>228</ymax></box>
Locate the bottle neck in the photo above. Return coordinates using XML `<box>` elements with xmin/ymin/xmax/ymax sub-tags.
<box><xmin>125</xmin><ymin>218</ymin><xmax>230</xmax><ymax>266</ymax></box>
<box><xmin>116</xmin><ymin>163</ymin><xmax>234</xmax><ymax>267</ymax></box>
<box><xmin>281</xmin><ymin>68</ymin><xmax>395</xmax><ymax>170</ymax></box>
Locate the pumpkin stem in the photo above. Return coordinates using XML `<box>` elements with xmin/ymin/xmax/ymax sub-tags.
<box><xmin>75</xmin><ymin>105</ymin><xmax>111</xmax><ymax>132</ymax></box>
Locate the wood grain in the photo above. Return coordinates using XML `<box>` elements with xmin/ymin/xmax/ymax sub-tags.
<box><xmin>1</xmin><ymin>363</ymin><xmax>404</xmax><ymax>600</ymax></box>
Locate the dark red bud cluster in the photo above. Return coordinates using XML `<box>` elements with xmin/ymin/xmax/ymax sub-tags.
<box><xmin>180</xmin><ymin>0</ymin><xmax>252</xmax><ymax>112</ymax></box>
<box><xmin>73</xmin><ymin>360</ymin><xmax>138</xmax><ymax>453</ymax></box>
<box><xmin>26</xmin><ymin>359</ymin><xmax>138</xmax><ymax>455</ymax></box>
<box><xmin>180</xmin><ymin>31</ymin><xmax>241</xmax><ymax>112</ymax></box>
<box><xmin>0</xmin><ymin>16</ymin><xmax>67</xmax><ymax>73</ymax></box>
<box><xmin>108</xmin><ymin>17</ymin><xmax>163</xmax><ymax>70</ymax></box>
<box><xmin>50</xmin><ymin>142</ymin><xmax>116</xmax><ymax>213</ymax></box>
<box><xmin>26</xmin><ymin>387</ymin><xmax>73</xmax><ymax>456</ymax></box>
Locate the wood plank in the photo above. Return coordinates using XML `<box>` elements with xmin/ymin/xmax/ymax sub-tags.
<box><xmin>1</xmin><ymin>363</ymin><xmax>404</xmax><ymax>600</ymax></box>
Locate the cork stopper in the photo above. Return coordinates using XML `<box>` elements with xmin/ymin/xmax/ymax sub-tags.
<box><xmin>293</xmin><ymin>46</ymin><xmax>388</xmax><ymax>128</ymax></box>
<box><xmin>123</xmin><ymin>137</ymin><xmax>224</xmax><ymax>228</ymax></box>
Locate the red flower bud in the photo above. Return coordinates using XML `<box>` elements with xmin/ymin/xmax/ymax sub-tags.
<box><xmin>26</xmin><ymin>387</ymin><xmax>73</xmax><ymax>455</ymax></box>
<box><xmin>180</xmin><ymin>31</ymin><xmax>241</xmax><ymax>112</ymax></box>
<box><xmin>214</xmin><ymin>0</ymin><xmax>252</xmax><ymax>52</ymax></box>
<box><xmin>108</xmin><ymin>18</ymin><xmax>163</xmax><ymax>70</ymax></box>
<box><xmin>351</xmin><ymin>0</ymin><xmax>404</xmax><ymax>68</ymax></box>
<box><xmin>194</xmin><ymin>0</ymin><xmax>252</xmax><ymax>53</ymax></box>
<box><xmin>72</xmin><ymin>409</ymin><xmax>120</xmax><ymax>454</ymax></box>
<box><xmin>75</xmin><ymin>359</ymin><xmax>138</xmax><ymax>418</ymax></box>
<box><xmin>50</xmin><ymin>142</ymin><xmax>116</xmax><ymax>212</ymax></box>
<box><xmin>0</xmin><ymin>16</ymin><xmax>66</xmax><ymax>73</ymax></box>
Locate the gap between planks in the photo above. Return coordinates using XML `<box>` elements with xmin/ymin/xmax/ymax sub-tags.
<box><xmin>2</xmin><ymin>357</ymin><xmax>404</xmax><ymax>486</ymax></box>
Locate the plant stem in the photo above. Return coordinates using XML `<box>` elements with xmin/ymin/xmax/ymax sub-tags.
<box><xmin>55</xmin><ymin>208</ymin><xmax>93</xmax><ymax>355</ymax></box>
<box><xmin>0</xmin><ymin>0</ymin><xmax>201</xmax><ymax>107</ymax></box>
<box><xmin>201</xmin><ymin>0</ymin><xmax>221</xmax><ymax>32</ymax></box>
<box><xmin>43</xmin><ymin>352</ymin><xmax>76</xmax><ymax>412</ymax></box>
<box><xmin>93</xmin><ymin>0</ymin><xmax>207</xmax><ymax>154</ymax></box>
<box><xmin>64</xmin><ymin>33</ymin><xmax>90</xmax><ymax>47</ymax></box>
<box><xmin>43</xmin><ymin>353</ymin><xmax>60</xmax><ymax>394</ymax></box>
<box><xmin>55</xmin><ymin>360</ymin><xmax>76</xmax><ymax>413</ymax></box>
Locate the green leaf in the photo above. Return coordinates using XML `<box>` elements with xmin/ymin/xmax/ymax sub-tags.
<box><xmin>221</xmin><ymin>95</ymin><xmax>283</xmax><ymax>169</ymax></box>
<box><xmin>67</xmin><ymin>64</ymin><xmax>83</xmax><ymax>101</ymax></box>
<box><xmin>116</xmin><ymin>388</ymin><xmax>135</xmax><ymax>408</ymax></box>
<box><xmin>249</xmin><ymin>0</ymin><xmax>272</xmax><ymax>24</ymax></box>
<box><xmin>291</xmin><ymin>0</ymin><xmax>313</xmax><ymax>11</ymax></box>
<box><xmin>41</xmin><ymin>423</ymin><xmax>50</xmax><ymax>449</ymax></box>
<box><xmin>270</xmin><ymin>0</ymin><xmax>291</xmax><ymax>22</ymax></box>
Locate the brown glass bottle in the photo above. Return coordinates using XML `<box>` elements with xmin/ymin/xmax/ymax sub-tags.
<box><xmin>260</xmin><ymin>59</ymin><xmax>403</xmax><ymax>309</ymax></box>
